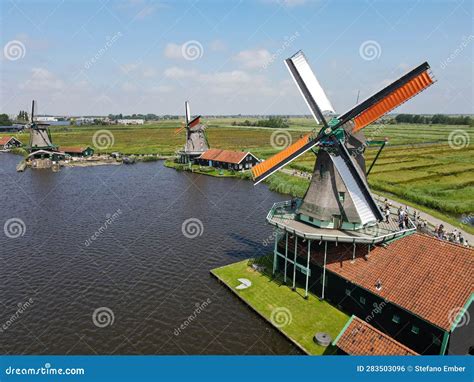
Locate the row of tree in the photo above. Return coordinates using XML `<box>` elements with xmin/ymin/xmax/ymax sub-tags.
<box><xmin>394</xmin><ymin>114</ymin><xmax>473</xmax><ymax>126</ymax></box>
<box><xmin>231</xmin><ymin>116</ymin><xmax>289</xmax><ymax>129</ymax></box>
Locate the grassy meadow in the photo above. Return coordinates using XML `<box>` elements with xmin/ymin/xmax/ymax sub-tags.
<box><xmin>11</xmin><ymin>118</ymin><xmax>473</xmax><ymax>232</ymax></box>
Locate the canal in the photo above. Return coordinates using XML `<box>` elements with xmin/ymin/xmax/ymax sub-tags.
<box><xmin>0</xmin><ymin>154</ymin><xmax>300</xmax><ymax>355</ymax></box>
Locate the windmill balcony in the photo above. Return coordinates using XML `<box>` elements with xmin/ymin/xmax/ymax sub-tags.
<box><xmin>266</xmin><ymin>199</ymin><xmax>416</xmax><ymax>245</ymax></box>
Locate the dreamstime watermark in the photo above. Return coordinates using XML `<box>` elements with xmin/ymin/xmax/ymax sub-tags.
<box><xmin>3</xmin><ymin>218</ymin><xmax>26</xmax><ymax>238</ymax></box>
<box><xmin>84</xmin><ymin>32</ymin><xmax>123</xmax><ymax>70</ymax></box>
<box><xmin>5</xmin><ymin>363</ymin><xmax>85</xmax><ymax>376</ymax></box>
<box><xmin>270</xmin><ymin>130</ymin><xmax>292</xmax><ymax>150</ymax></box>
<box><xmin>84</xmin><ymin>209</ymin><xmax>122</xmax><ymax>247</ymax></box>
<box><xmin>460</xmin><ymin>213</ymin><xmax>473</xmax><ymax>227</ymax></box>
<box><xmin>181</xmin><ymin>40</ymin><xmax>203</xmax><ymax>61</ymax></box>
<box><xmin>261</xmin><ymin>31</ymin><xmax>300</xmax><ymax>70</ymax></box>
<box><xmin>92</xmin><ymin>307</ymin><xmax>115</xmax><ymax>328</ymax></box>
<box><xmin>270</xmin><ymin>307</ymin><xmax>292</xmax><ymax>328</ymax></box>
<box><xmin>173</xmin><ymin>298</ymin><xmax>212</xmax><ymax>336</ymax></box>
<box><xmin>448</xmin><ymin>306</ymin><xmax>470</xmax><ymax>328</ymax></box>
<box><xmin>0</xmin><ymin>298</ymin><xmax>34</xmax><ymax>333</ymax></box>
<box><xmin>359</xmin><ymin>40</ymin><xmax>382</xmax><ymax>61</ymax></box>
<box><xmin>365</xmin><ymin>300</ymin><xmax>388</xmax><ymax>324</ymax></box>
<box><xmin>92</xmin><ymin>129</ymin><xmax>115</xmax><ymax>150</ymax></box>
<box><xmin>263</xmin><ymin>228</ymin><xmax>284</xmax><ymax>247</ymax></box>
<box><xmin>440</xmin><ymin>35</ymin><xmax>474</xmax><ymax>70</ymax></box>
<box><xmin>3</xmin><ymin>40</ymin><xmax>26</xmax><ymax>61</ymax></box>
<box><xmin>181</xmin><ymin>218</ymin><xmax>204</xmax><ymax>239</ymax></box>
<box><xmin>448</xmin><ymin>129</ymin><xmax>470</xmax><ymax>150</ymax></box>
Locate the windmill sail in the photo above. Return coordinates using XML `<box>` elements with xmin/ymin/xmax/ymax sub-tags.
<box><xmin>285</xmin><ymin>51</ymin><xmax>335</xmax><ymax>126</ymax></box>
<box><xmin>330</xmin><ymin>141</ymin><xmax>383</xmax><ymax>224</ymax></box>
<box><xmin>185</xmin><ymin>101</ymin><xmax>191</xmax><ymax>125</ymax></box>
<box><xmin>337</xmin><ymin>62</ymin><xmax>434</xmax><ymax>133</ymax></box>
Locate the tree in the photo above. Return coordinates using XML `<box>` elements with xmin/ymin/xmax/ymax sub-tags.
<box><xmin>0</xmin><ymin>113</ymin><xmax>12</xmax><ymax>126</ymax></box>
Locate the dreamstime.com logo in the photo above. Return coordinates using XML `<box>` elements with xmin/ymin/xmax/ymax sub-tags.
<box><xmin>84</xmin><ymin>209</ymin><xmax>122</xmax><ymax>247</ymax></box>
<box><xmin>181</xmin><ymin>40</ymin><xmax>203</xmax><ymax>61</ymax></box>
<box><xmin>270</xmin><ymin>307</ymin><xmax>292</xmax><ymax>328</ymax></box>
<box><xmin>359</xmin><ymin>40</ymin><xmax>382</xmax><ymax>61</ymax></box>
<box><xmin>92</xmin><ymin>129</ymin><xmax>115</xmax><ymax>150</ymax></box>
<box><xmin>3</xmin><ymin>218</ymin><xmax>26</xmax><ymax>238</ymax></box>
<box><xmin>3</xmin><ymin>40</ymin><xmax>26</xmax><ymax>61</ymax></box>
<box><xmin>181</xmin><ymin>218</ymin><xmax>204</xmax><ymax>239</ymax></box>
<box><xmin>448</xmin><ymin>306</ymin><xmax>470</xmax><ymax>328</ymax></box>
<box><xmin>92</xmin><ymin>307</ymin><xmax>115</xmax><ymax>328</ymax></box>
<box><xmin>0</xmin><ymin>298</ymin><xmax>34</xmax><ymax>334</ymax></box>
<box><xmin>448</xmin><ymin>129</ymin><xmax>470</xmax><ymax>150</ymax></box>
<box><xmin>84</xmin><ymin>32</ymin><xmax>123</xmax><ymax>69</ymax></box>
<box><xmin>270</xmin><ymin>130</ymin><xmax>292</xmax><ymax>150</ymax></box>
<box><xmin>173</xmin><ymin>298</ymin><xmax>212</xmax><ymax>336</ymax></box>
<box><xmin>5</xmin><ymin>363</ymin><xmax>85</xmax><ymax>376</ymax></box>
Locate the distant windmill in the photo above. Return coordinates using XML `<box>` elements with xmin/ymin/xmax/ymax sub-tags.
<box><xmin>28</xmin><ymin>100</ymin><xmax>57</xmax><ymax>153</ymax></box>
<box><xmin>177</xmin><ymin>101</ymin><xmax>209</xmax><ymax>163</ymax></box>
<box><xmin>252</xmin><ymin>51</ymin><xmax>434</xmax><ymax>229</ymax></box>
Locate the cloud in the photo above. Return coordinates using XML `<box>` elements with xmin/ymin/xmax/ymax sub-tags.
<box><xmin>262</xmin><ymin>0</ymin><xmax>308</xmax><ymax>6</ymax></box>
<box><xmin>209</xmin><ymin>39</ymin><xmax>227</xmax><ymax>52</ymax></box>
<box><xmin>233</xmin><ymin>49</ymin><xmax>272</xmax><ymax>69</ymax></box>
<box><xmin>164</xmin><ymin>43</ymin><xmax>183</xmax><ymax>59</ymax></box>
<box><xmin>164</xmin><ymin>66</ymin><xmax>198</xmax><ymax>79</ymax></box>
<box><xmin>120</xmin><ymin>62</ymin><xmax>157</xmax><ymax>78</ymax></box>
<box><xmin>20</xmin><ymin>68</ymin><xmax>64</xmax><ymax>91</ymax></box>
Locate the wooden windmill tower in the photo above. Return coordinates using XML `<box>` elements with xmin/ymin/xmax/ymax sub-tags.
<box><xmin>28</xmin><ymin>100</ymin><xmax>58</xmax><ymax>154</ymax></box>
<box><xmin>252</xmin><ymin>51</ymin><xmax>435</xmax><ymax>298</ymax></box>
<box><xmin>177</xmin><ymin>101</ymin><xmax>209</xmax><ymax>164</ymax></box>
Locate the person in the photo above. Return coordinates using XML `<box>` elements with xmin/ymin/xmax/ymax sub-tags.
<box><xmin>398</xmin><ymin>214</ymin><xmax>404</xmax><ymax>230</ymax></box>
<box><xmin>404</xmin><ymin>214</ymin><xmax>409</xmax><ymax>229</ymax></box>
<box><xmin>385</xmin><ymin>207</ymin><xmax>390</xmax><ymax>223</ymax></box>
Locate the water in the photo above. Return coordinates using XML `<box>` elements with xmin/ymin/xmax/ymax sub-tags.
<box><xmin>0</xmin><ymin>154</ymin><xmax>300</xmax><ymax>355</ymax></box>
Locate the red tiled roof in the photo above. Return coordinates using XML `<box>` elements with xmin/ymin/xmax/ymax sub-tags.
<box><xmin>310</xmin><ymin>233</ymin><xmax>473</xmax><ymax>331</ymax></box>
<box><xmin>199</xmin><ymin>149</ymin><xmax>251</xmax><ymax>164</ymax></box>
<box><xmin>335</xmin><ymin>316</ymin><xmax>418</xmax><ymax>355</ymax></box>
<box><xmin>0</xmin><ymin>136</ymin><xmax>14</xmax><ymax>145</ymax></box>
<box><xmin>60</xmin><ymin>146</ymin><xmax>88</xmax><ymax>153</ymax></box>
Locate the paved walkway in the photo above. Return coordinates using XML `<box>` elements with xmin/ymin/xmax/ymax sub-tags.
<box><xmin>280</xmin><ymin>168</ymin><xmax>473</xmax><ymax>245</ymax></box>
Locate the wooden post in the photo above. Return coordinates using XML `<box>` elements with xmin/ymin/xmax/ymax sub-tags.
<box><xmin>284</xmin><ymin>232</ymin><xmax>288</xmax><ymax>284</ymax></box>
<box><xmin>305</xmin><ymin>240</ymin><xmax>311</xmax><ymax>299</ymax></box>
<box><xmin>321</xmin><ymin>241</ymin><xmax>328</xmax><ymax>300</ymax></box>
<box><xmin>273</xmin><ymin>230</ymin><xmax>278</xmax><ymax>275</ymax></box>
<box><xmin>292</xmin><ymin>236</ymin><xmax>298</xmax><ymax>291</ymax></box>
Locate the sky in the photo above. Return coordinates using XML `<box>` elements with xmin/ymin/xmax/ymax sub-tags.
<box><xmin>0</xmin><ymin>0</ymin><xmax>473</xmax><ymax>116</ymax></box>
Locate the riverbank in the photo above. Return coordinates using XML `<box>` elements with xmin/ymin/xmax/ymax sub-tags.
<box><xmin>210</xmin><ymin>255</ymin><xmax>349</xmax><ymax>355</ymax></box>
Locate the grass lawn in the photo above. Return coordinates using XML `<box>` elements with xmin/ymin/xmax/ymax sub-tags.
<box><xmin>211</xmin><ymin>255</ymin><xmax>350</xmax><ymax>355</ymax></box>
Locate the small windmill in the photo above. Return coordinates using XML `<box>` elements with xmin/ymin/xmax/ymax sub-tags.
<box><xmin>252</xmin><ymin>51</ymin><xmax>434</xmax><ymax>230</ymax></box>
<box><xmin>177</xmin><ymin>101</ymin><xmax>209</xmax><ymax>163</ymax></box>
<box><xmin>28</xmin><ymin>100</ymin><xmax>57</xmax><ymax>152</ymax></box>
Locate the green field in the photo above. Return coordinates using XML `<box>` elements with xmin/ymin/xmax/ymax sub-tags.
<box><xmin>12</xmin><ymin>119</ymin><xmax>473</xmax><ymax>232</ymax></box>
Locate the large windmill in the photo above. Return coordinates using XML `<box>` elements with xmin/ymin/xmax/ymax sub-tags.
<box><xmin>176</xmin><ymin>101</ymin><xmax>209</xmax><ymax>163</ymax></box>
<box><xmin>28</xmin><ymin>100</ymin><xmax>58</xmax><ymax>153</ymax></box>
<box><xmin>255</xmin><ymin>51</ymin><xmax>435</xmax><ymax>299</ymax></box>
<box><xmin>253</xmin><ymin>51</ymin><xmax>434</xmax><ymax>231</ymax></box>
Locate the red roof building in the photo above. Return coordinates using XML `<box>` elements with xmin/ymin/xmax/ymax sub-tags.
<box><xmin>334</xmin><ymin>315</ymin><xmax>418</xmax><ymax>355</ymax></box>
<box><xmin>197</xmin><ymin>149</ymin><xmax>259</xmax><ymax>170</ymax></box>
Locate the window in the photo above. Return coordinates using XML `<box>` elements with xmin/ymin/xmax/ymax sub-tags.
<box><xmin>309</xmin><ymin>217</ymin><xmax>313</xmax><ymax>222</ymax></box>
<box><xmin>432</xmin><ymin>334</ymin><xmax>441</xmax><ymax>345</ymax></box>
<box><xmin>359</xmin><ymin>296</ymin><xmax>366</xmax><ymax>305</ymax></box>
<box><xmin>411</xmin><ymin>325</ymin><xmax>419</xmax><ymax>334</ymax></box>
<box><xmin>392</xmin><ymin>314</ymin><xmax>400</xmax><ymax>324</ymax></box>
<box><xmin>345</xmin><ymin>289</ymin><xmax>351</xmax><ymax>296</ymax></box>
<box><xmin>338</xmin><ymin>192</ymin><xmax>345</xmax><ymax>202</ymax></box>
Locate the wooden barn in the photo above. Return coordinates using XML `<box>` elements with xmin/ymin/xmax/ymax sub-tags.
<box><xmin>197</xmin><ymin>149</ymin><xmax>259</xmax><ymax>171</ymax></box>
<box><xmin>60</xmin><ymin>146</ymin><xmax>94</xmax><ymax>157</ymax></box>
<box><xmin>0</xmin><ymin>136</ymin><xmax>22</xmax><ymax>150</ymax></box>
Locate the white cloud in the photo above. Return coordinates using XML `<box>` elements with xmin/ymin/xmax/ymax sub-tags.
<box><xmin>233</xmin><ymin>49</ymin><xmax>272</xmax><ymax>69</ymax></box>
<box><xmin>209</xmin><ymin>39</ymin><xmax>227</xmax><ymax>52</ymax></box>
<box><xmin>20</xmin><ymin>68</ymin><xmax>64</xmax><ymax>91</ymax></box>
<box><xmin>164</xmin><ymin>66</ymin><xmax>198</xmax><ymax>79</ymax></box>
<box><xmin>164</xmin><ymin>43</ymin><xmax>183</xmax><ymax>59</ymax></box>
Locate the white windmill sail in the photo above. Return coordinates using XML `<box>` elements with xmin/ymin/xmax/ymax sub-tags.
<box><xmin>285</xmin><ymin>51</ymin><xmax>335</xmax><ymax>123</ymax></box>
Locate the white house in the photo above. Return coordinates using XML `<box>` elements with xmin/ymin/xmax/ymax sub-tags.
<box><xmin>117</xmin><ymin>119</ymin><xmax>144</xmax><ymax>125</ymax></box>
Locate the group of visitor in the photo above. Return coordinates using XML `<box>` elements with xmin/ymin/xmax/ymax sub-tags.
<box><xmin>435</xmin><ymin>225</ymin><xmax>469</xmax><ymax>246</ymax></box>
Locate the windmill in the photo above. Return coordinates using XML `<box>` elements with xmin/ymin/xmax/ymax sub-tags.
<box><xmin>252</xmin><ymin>51</ymin><xmax>434</xmax><ymax>230</ymax></box>
<box><xmin>28</xmin><ymin>100</ymin><xmax>58</xmax><ymax>153</ymax></box>
<box><xmin>176</xmin><ymin>101</ymin><xmax>209</xmax><ymax>163</ymax></box>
